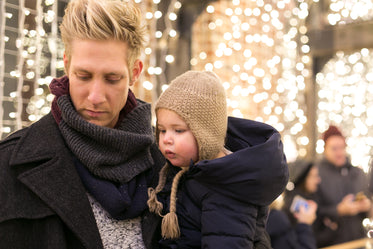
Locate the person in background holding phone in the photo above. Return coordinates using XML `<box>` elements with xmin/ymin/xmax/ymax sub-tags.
<box><xmin>267</xmin><ymin>159</ymin><xmax>319</xmax><ymax>249</ymax></box>
<box><xmin>283</xmin><ymin>159</ymin><xmax>321</xmax><ymax>225</ymax></box>
<box><xmin>313</xmin><ymin>125</ymin><xmax>371</xmax><ymax>247</ymax></box>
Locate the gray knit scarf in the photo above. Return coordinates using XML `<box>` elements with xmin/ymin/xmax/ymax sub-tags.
<box><xmin>57</xmin><ymin>95</ymin><xmax>155</xmax><ymax>183</ymax></box>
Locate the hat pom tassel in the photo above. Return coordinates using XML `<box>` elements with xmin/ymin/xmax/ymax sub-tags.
<box><xmin>161</xmin><ymin>211</ymin><xmax>180</xmax><ymax>239</ymax></box>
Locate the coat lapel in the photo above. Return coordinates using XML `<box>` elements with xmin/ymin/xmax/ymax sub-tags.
<box><xmin>9</xmin><ymin>114</ymin><xmax>103</xmax><ymax>249</ymax></box>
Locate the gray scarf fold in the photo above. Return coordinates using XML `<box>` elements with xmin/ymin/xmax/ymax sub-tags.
<box><xmin>57</xmin><ymin>95</ymin><xmax>155</xmax><ymax>183</ymax></box>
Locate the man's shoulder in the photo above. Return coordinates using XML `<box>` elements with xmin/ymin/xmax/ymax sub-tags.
<box><xmin>0</xmin><ymin>127</ymin><xmax>29</xmax><ymax>148</ymax></box>
<box><xmin>0</xmin><ymin>114</ymin><xmax>56</xmax><ymax>149</ymax></box>
<box><xmin>349</xmin><ymin>164</ymin><xmax>367</xmax><ymax>177</ymax></box>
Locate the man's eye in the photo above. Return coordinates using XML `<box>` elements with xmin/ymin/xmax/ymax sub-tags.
<box><xmin>76</xmin><ymin>74</ymin><xmax>90</xmax><ymax>81</ymax></box>
<box><xmin>106</xmin><ymin>76</ymin><xmax>122</xmax><ymax>84</ymax></box>
<box><xmin>106</xmin><ymin>79</ymin><xmax>120</xmax><ymax>83</ymax></box>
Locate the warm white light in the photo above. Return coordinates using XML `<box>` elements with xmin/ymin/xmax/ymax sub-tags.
<box><xmin>169</xmin><ymin>13</ymin><xmax>177</xmax><ymax>21</ymax></box>
<box><xmin>154</xmin><ymin>11</ymin><xmax>162</xmax><ymax>19</ymax></box>
<box><xmin>155</xmin><ymin>31</ymin><xmax>162</xmax><ymax>38</ymax></box>
<box><xmin>154</xmin><ymin>67</ymin><xmax>162</xmax><ymax>75</ymax></box>
<box><xmin>146</xmin><ymin>12</ymin><xmax>153</xmax><ymax>19</ymax></box>
<box><xmin>145</xmin><ymin>47</ymin><xmax>152</xmax><ymax>55</ymax></box>
<box><xmin>207</xmin><ymin>5</ymin><xmax>215</xmax><ymax>13</ymax></box>
<box><xmin>165</xmin><ymin>55</ymin><xmax>174</xmax><ymax>63</ymax></box>
<box><xmin>169</xmin><ymin>29</ymin><xmax>177</xmax><ymax>37</ymax></box>
<box><xmin>143</xmin><ymin>81</ymin><xmax>153</xmax><ymax>90</ymax></box>
<box><xmin>174</xmin><ymin>1</ymin><xmax>182</xmax><ymax>9</ymax></box>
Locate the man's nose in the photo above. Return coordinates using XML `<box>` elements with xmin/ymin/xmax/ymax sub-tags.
<box><xmin>87</xmin><ymin>79</ymin><xmax>106</xmax><ymax>105</ymax></box>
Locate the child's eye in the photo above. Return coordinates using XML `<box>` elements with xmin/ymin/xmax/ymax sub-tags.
<box><xmin>158</xmin><ymin>129</ymin><xmax>166</xmax><ymax>133</ymax></box>
<box><xmin>175</xmin><ymin>129</ymin><xmax>185</xmax><ymax>133</ymax></box>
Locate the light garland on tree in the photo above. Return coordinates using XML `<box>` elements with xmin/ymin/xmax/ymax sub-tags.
<box><xmin>0</xmin><ymin>0</ymin><xmax>182</xmax><ymax>138</ymax></box>
<box><xmin>0</xmin><ymin>0</ymin><xmax>65</xmax><ymax>138</ymax></box>
<box><xmin>316</xmin><ymin>48</ymin><xmax>373</xmax><ymax>172</ymax></box>
<box><xmin>327</xmin><ymin>0</ymin><xmax>373</xmax><ymax>25</ymax></box>
<box><xmin>133</xmin><ymin>0</ymin><xmax>181</xmax><ymax>104</ymax></box>
<box><xmin>183</xmin><ymin>0</ymin><xmax>312</xmax><ymax>161</ymax></box>
<box><xmin>0</xmin><ymin>0</ymin><xmax>6</xmax><ymax>137</ymax></box>
<box><xmin>1</xmin><ymin>0</ymin><xmax>373</xmax><ymax>170</ymax></box>
<box><xmin>316</xmin><ymin>0</ymin><xmax>373</xmax><ymax>171</ymax></box>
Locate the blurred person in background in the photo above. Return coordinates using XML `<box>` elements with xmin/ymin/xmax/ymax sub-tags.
<box><xmin>283</xmin><ymin>159</ymin><xmax>320</xmax><ymax>226</ymax></box>
<box><xmin>267</xmin><ymin>159</ymin><xmax>319</xmax><ymax>249</ymax></box>
<box><xmin>313</xmin><ymin>125</ymin><xmax>371</xmax><ymax>247</ymax></box>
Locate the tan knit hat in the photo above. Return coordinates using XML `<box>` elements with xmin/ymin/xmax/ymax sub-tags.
<box><xmin>155</xmin><ymin>70</ymin><xmax>228</xmax><ymax>161</ymax></box>
<box><xmin>148</xmin><ymin>70</ymin><xmax>228</xmax><ymax>239</ymax></box>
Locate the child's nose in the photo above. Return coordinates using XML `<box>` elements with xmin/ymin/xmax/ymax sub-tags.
<box><xmin>163</xmin><ymin>132</ymin><xmax>173</xmax><ymax>144</ymax></box>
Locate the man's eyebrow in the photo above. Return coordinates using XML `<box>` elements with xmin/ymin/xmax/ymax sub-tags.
<box><xmin>105</xmin><ymin>72</ymin><xmax>124</xmax><ymax>76</ymax></box>
<box><xmin>73</xmin><ymin>68</ymin><xmax>125</xmax><ymax>76</ymax></box>
<box><xmin>74</xmin><ymin>67</ymin><xmax>90</xmax><ymax>73</ymax></box>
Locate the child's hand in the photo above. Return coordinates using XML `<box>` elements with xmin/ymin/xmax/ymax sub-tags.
<box><xmin>293</xmin><ymin>200</ymin><xmax>317</xmax><ymax>225</ymax></box>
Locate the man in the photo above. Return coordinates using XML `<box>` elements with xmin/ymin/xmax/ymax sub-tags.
<box><xmin>0</xmin><ymin>0</ymin><xmax>164</xmax><ymax>248</ymax></box>
<box><xmin>314</xmin><ymin>125</ymin><xmax>371</xmax><ymax>247</ymax></box>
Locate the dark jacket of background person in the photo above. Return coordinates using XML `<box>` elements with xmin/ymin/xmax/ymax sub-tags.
<box><xmin>0</xmin><ymin>111</ymin><xmax>164</xmax><ymax>249</ymax></box>
<box><xmin>157</xmin><ymin>117</ymin><xmax>289</xmax><ymax>249</ymax></box>
<box><xmin>368</xmin><ymin>159</ymin><xmax>373</xmax><ymax>196</ymax></box>
<box><xmin>283</xmin><ymin>160</ymin><xmax>318</xmax><ymax>226</ymax></box>
<box><xmin>266</xmin><ymin>159</ymin><xmax>318</xmax><ymax>249</ymax></box>
<box><xmin>267</xmin><ymin>209</ymin><xmax>316</xmax><ymax>249</ymax></box>
<box><xmin>314</xmin><ymin>157</ymin><xmax>369</xmax><ymax>247</ymax></box>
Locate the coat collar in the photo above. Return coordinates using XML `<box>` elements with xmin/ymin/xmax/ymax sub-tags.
<box><xmin>9</xmin><ymin>113</ymin><xmax>103</xmax><ymax>249</ymax></box>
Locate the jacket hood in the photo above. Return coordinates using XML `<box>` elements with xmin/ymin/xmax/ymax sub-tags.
<box><xmin>188</xmin><ymin>117</ymin><xmax>289</xmax><ymax>206</ymax></box>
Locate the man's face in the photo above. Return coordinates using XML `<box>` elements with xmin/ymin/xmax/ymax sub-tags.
<box><xmin>64</xmin><ymin>39</ymin><xmax>142</xmax><ymax>128</ymax></box>
<box><xmin>324</xmin><ymin>135</ymin><xmax>347</xmax><ymax>167</ymax></box>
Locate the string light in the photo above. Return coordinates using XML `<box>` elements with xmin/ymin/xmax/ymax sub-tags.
<box><xmin>0</xmin><ymin>0</ymin><xmax>5</xmax><ymax>137</ymax></box>
<box><xmin>190</xmin><ymin>0</ymin><xmax>311</xmax><ymax>161</ymax></box>
<box><xmin>327</xmin><ymin>0</ymin><xmax>373</xmax><ymax>25</ymax></box>
<box><xmin>316</xmin><ymin>48</ymin><xmax>373</xmax><ymax>172</ymax></box>
<box><xmin>1</xmin><ymin>0</ymin><xmax>373</xmax><ymax>170</ymax></box>
<box><xmin>0</xmin><ymin>0</ymin><xmax>65</xmax><ymax>136</ymax></box>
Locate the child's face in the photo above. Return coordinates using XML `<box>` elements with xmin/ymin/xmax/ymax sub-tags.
<box><xmin>157</xmin><ymin>108</ymin><xmax>198</xmax><ymax>167</ymax></box>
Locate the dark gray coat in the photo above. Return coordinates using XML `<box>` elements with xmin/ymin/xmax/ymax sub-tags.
<box><xmin>0</xmin><ymin>113</ymin><xmax>162</xmax><ymax>249</ymax></box>
<box><xmin>314</xmin><ymin>158</ymin><xmax>369</xmax><ymax>247</ymax></box>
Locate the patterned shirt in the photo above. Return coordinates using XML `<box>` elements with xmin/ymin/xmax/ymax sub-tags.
<box><xmin>88</xmin><ymin>194</ymin><xmax>145</xmax><ymax>249</ymax></box>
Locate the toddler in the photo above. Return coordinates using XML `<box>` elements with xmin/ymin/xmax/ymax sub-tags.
<box><xmin>148</xmin><ymin>70</ymin><xmax>288</xmax><ymax>248</ymax></box>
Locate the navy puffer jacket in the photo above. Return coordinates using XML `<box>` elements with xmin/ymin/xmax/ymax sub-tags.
<box><xmin>158</xmin><ymin>117</ymin><xmax>289</xmax><ymax>248</ymax></box>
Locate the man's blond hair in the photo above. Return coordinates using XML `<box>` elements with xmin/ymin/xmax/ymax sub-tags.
<box><xmin>60</xmin><ymin>0</ymin><xmax>146</xmax><ymax>78</ymax></box>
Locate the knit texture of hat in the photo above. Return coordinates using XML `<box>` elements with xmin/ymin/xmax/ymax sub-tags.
<box><xmin>155</xmin><ymin>70</ymin><xmax>227</xmax><ymax>161</ymax></box>
<box><xmin>322</xmin><ymin>125</ymin><xmax>345</xmax><ymax>144</ymax></box>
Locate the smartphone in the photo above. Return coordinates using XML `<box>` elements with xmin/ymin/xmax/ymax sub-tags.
<box><xmin>290</xmin><ymin>195</ymin><xmax>309</xmax><ymax>213</ymax></box>
<box><xmin>354</xmin><ymin>191</ymin><xmax>366</xmax><ymax>201</ymax></box>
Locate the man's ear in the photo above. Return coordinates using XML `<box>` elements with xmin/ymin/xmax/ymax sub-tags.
<box><xmin>63</xmin><ymin>52</ymin><xmax>69</xmax><ymax>74</ymax></box>
<box><xmin>130</xmin><ymin>59</ymin><xmax>143</xmax><ymax>86</ymax></box>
